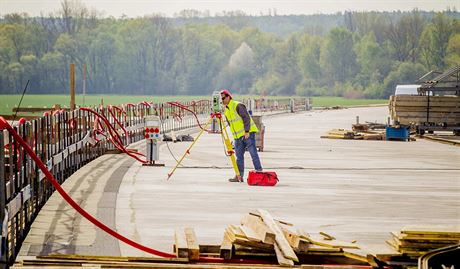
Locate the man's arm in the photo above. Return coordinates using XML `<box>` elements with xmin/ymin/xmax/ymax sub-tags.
<box><xmin>236</xmin><ymin>103</ymin><xmax>251</xmax><ymax>132</ymax></box>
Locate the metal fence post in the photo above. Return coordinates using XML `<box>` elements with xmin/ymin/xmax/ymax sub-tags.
<box><xmin>0</xmin><ymin>130</ymin><xmax>7</xmax><ymax>269</ymax></box>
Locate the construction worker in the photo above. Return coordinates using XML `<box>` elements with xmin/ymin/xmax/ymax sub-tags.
<box><xmin>220</xmin><ymin>89</ymin><xmax>263</xmax><ymax>182</ymax></box>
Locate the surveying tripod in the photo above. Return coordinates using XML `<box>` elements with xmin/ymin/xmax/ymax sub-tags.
<box><xmin>166</xmin><ymin>112</ymin><xmax>240</xmax><ymax>180</ymax></box>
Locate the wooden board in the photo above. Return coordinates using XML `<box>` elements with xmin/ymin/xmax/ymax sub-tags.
<box><xmin>249</xmin><ymin>211</ymin><xmax>293</xmax><ymax>226</ymax></box>
<box><xmin>400</xmin><ymin>225</ymin><xmax>460</xmax><ymax>236</ymax></box>
<box><xmin>392</xmin><ymin>106</ymin><xmax>460</xmax><ymax>112</ymax></box>
<box><xmin>390</xmin><ymin>111</ymin><xmax>460</xmax><ymax>118</ymax></box>
<box><xmin>174</xmin><ymin>228</ymin><xmax>188</xmax><ymax>258</ymax></box>
<box><xmin>257</xmin><ymin>209</ymin><xmax>298</xmax><ymax>262</ymax></box>
<box><xmin>240</xmin><ymin>225</ymin><xmax>263</xmax><ymax>242</ymax></box>
<box><xmin>224</xmin><ymin>227</ymin><xmax>274</xmax><ymax>250</ymax></box>
<box><xmin>241</xmin><ymin>214</ymin><xmax>276</xmax><ymax>244</ymax></box>
<box><xmin>219</xmin><ymin>233</ymin><xmax>233</xmax><ymax>260</ymax></box>
<box><xmin>184</xmin><ymin>227</ymin><xmax>200</xmax><ymax>261</ymax></box>
<box><xmin>297</xmin><ymin>230</ymin><xmax>359</xmax><ymax>249</ymax></box>
<box><xmin>392</xmin><ymin>96</ymin><xmax>460</xmax><ymax>102</ymax></box>
<box><xmin>274</xmin><ymin>243</ymin><xmax>294</xmax><ymax>266</ymax></box>
<box><xmin>281</xmin><ymin>226</ymin><xmax>310</xmax><ymax>252</ymax></box>
<box><xmin>390</xmin><ymin>116</ymin><xmax>460</xmax><ymax>124</ymax></box>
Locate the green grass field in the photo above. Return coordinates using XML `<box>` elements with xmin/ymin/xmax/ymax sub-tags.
<box><xmin>0</xmin><ymin>94</ymin><xmax>387</xmax><ymax>115</ymax></box>
<box><xmin>0</xmin><ymin>95</ymin><xmax>208</xmax><ymax>115</ymax></box>
<box><xmin>312</xmin><ymin>96</ymin><xmax>388</xmax><ymax>107</ymax></box>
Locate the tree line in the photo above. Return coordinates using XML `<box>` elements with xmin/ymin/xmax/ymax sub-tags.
<box><xmin>0</xmin><ymin>2</ymin><xmax>459</xmax><ymax>98</ymax></box>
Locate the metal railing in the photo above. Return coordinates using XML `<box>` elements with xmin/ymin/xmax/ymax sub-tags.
<box><xmin>0</xmin><ymin>97</ymin><xmax>309</xmax><ymax>268</ymax></box>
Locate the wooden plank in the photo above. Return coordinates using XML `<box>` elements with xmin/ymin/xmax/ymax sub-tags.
<box><xmin>392</xmin><ymin>231</ymin><xmax>460</xmax><ymax>242</ymax></box>
<box><xmin>239</xmin><ymin>225</ymin><xmax>263</xmax><ymax>242</ymax></box>
<box><xmin>391</xmin><ymin>101</ymin><xmax>460</xmax><ymax>107</ymax></box>
<box><xmin>219</xmin><ymin>233</ymin><xmax>233</xmax><ymax>260</ymax></box>
<box><xmin>319</xmin><ymin>232</ymin><xmax>336</xmax><ymax>241</ymax></box>
<box><xmin>229</xmin><ymin>225</ymin><xmax>247</xmax><ymax>239</ymax></box>
<box><xmin>298</xmin><ymin>230</ymin><xmax>359</xmax><ymax>249</ymax></box>
<box><xmin>391</xmin><ymin>116</ymin><xmax>460</xmax><ymax>124</ymax></box>
<box><xmin>393</xmin><ymin>106</ymin><xmax>460</xmax><ymax>112</ymax></box>
<box><xmin>233</xmin><ymin>244</ymin><xmax>274</xmax><ymax>255</ymax></box>
<box><xmin>224</xmin><ymin>228</ymin><xmax>274</xmax><ymax>250</ymax></box>
<box><xmin>249</xmin><ymin>211</ymin><xmax>293</xmax><ymax>226</ymax></box>
<box><xmin>274</xmin><ymin>242</ymin><xmax>294</xmax><ymax>267</ymax></box>
<box><xmin>361</xmin><ymin>133</ymin><xmax>383</xmax><ymax>140</ymax></box>
<box><xmin>342</xmin><ymin>248</ymin><xmax>370</xmax><ymax>263</ymax></box>
<box><xmin>391</xmin><ymin>232</ymin><xmax>458</xmax><ymax>249</ymax></box>
<box><xmin>257</xmin><ymin>209</ymin><xmax>298</xmax><ymax>262</ymax></box>
<box><xmin>174</xmin><ymin>229</ymin><xmax>188</xmax><ymax>258</ymax></box>
<box><xmin>391</xmin><ymin>112</ymin><xmax>460</xmax><ymax>118</ymax></box>
<box><xmin>393</xmin><ymin>96</ymin><xmax>460</xmax><ymax>102</ymax></box>
<box><xmin>184</xmin><ymin>227</ymin><xmax>200</xmax><ymax>261</ymax></box>
<box><xmin>241</xmin><ymin>214</ymin><xmax>276</xmax><ymax>244</ymax></box>
<box><xmin>281</xmin><ymin>226</ymin><xmax>309</xmax><ymax>252</ymax></box>
<box><xmin>400</xmin><ymin>225</ymin><xmax>460</xmax><ymax>236</ymax></box>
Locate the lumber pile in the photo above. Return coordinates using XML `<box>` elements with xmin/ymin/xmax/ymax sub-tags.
<box><xmin>387</xmin><ymin>225</ymin><xmax>460</xmax><ymax>259</ymax></box>
<box><xmin>216</xmin><ymin>209</ymin><xmax>371</xmax><ymax>266</ymax></box>
<box><xmin>321</xmin><ymin>129</ymin><xmax>384</xmax><ymax>140</ymax></box>
<box><xmin>173</xmin><ymin>210</ymin><xmax>374</xmax><ymax>267</ymax></box>
<box><xmin>389</xmin><ymin>95</ymin><xmax>460</xmax><ymax>125</ymax></box>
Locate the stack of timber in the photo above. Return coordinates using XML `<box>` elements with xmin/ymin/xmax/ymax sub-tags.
<box><xmin>218</xmin><ymin>209</ymin><xmax>376</xmax><ymax>267</ymax></box>
<box><xmin>387</xmin><ymin>225</ymin><xmax>460</xmax><ymax>260</ymax></box>
<box><xmin>321</xmin><ymin>128</ymin><xmax>384</xmax><ymax>140</ymax></box>
<box><xmin>389</xmin><ymin>95</ymin><xmax>460</xmax><ymax>125</ymax></box>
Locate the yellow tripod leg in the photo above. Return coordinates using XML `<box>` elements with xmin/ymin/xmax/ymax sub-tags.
<box><xmin>167</xmin><ymin>116</ymin><xmax>213</xmax><ymax>180</ymax></box>
<box><xmin>220</xmin><ymin>118</ymin><xmax>240</xmax><ymax>178</ymax></box>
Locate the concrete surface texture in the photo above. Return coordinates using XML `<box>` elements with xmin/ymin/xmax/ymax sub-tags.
<box><xmin>18</xmin><ymin>106</ymin><xmax>460</xmax><ymax>259</ymax></box>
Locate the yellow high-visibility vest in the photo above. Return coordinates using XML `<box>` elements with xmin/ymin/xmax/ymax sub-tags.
<box><xmin>224</xmin><ymin>99</ymin><xmax>258</xmax><ymax>139</ymax></box>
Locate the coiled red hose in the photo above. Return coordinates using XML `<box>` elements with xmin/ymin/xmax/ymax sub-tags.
<box><xmin>80</xmin><ymin>107</ymin><xmax>147</xmax><ymax>164</ymax></box>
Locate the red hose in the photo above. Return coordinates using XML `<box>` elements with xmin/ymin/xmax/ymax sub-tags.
<box><xmin>167</xmin><ymin>101</ymin><xmax>216</xmax><ymax>133</ymax></box>
<box><xmin>0</xmin><ymin>116</ymin><xmax>175</xmax><ymax>258</ymax></box>
<box><xmin>108</xmin><ymin>105</ymin><xmax>129</xmax><ymax>141</ymax></box>
<box><xmin>80</xmin><ymin>107</ymin><xmax>147</xmax><ymax>164</ymax></box>
<box><xmin>0</xmin><ymin>116</ymin><xmax>275</xmax><ymax>265</ymax></box>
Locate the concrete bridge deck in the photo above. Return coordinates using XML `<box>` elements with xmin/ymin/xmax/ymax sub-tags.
<box><xmin>17</xmin><ymin>106</ymin><xmax>460</xmax><ymax>259</ymax></box>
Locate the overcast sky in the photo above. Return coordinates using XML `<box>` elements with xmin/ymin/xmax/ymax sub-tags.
<box><xmin>1</xmin><ymin>0</ymin><xmax>458</xmax><ymax>17</ymax></box>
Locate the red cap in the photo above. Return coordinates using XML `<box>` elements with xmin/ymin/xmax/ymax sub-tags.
<box><xmin>220</xmin><ymin>89</ymin><xmax>232</xmax><ymax>99</ymax></box>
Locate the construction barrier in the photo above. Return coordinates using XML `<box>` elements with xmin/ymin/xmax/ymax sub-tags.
<box><xmin>0</xmin><ymin>97</ymin><xmax>309</xmax><ymax>267</ymax></box>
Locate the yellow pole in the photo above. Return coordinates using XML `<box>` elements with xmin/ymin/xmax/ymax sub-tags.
<box><xmin>220</xmin><ymin>117</ymin><xmax>240</xmax><ymax>177</ymax></box>
<box><xmin>167</xmin><ymin>116</ymin><xmax>213</xmax><ymax>180</ymax></box>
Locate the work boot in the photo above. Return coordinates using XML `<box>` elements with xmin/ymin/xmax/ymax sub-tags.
<box><xmin>228</xmin><ymin>176</ymin><xmax>243</xmax><ymax>183</ymax></box>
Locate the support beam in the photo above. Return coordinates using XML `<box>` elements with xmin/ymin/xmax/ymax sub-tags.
<box><xmin>69</xmin><ymin>63</ymin><xmax>76</xmax><ymax>110</ymax></box>
<box><xmin>184</xmin><ymin>227</ymin><xmax>199</xmax><ymax>261</ymax></box>
<box><xmin>174</xmin><ymin>229</ymin><xmax>188</xmax><ymax>258</ymax></box>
